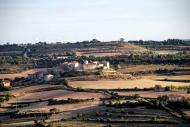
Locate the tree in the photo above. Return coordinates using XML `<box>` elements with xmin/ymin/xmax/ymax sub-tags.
<box><xmin>187</xmin><ymin>89</ymin><xmax>190</xmax><ymax>94</ymax></box>
<box><xmin>165</xmin><ymin>86</ymin><xmax>170</xmax><ymax>91</ymax></box>
<box><xmin>90</xmin><ymin>39</ymin><xmax>100</xmax><ymax>43</ymax></box>
<box><xmin>119</xmin><ymin>38</ymin><xmax>125</xmax><ymax>42</ymax></box>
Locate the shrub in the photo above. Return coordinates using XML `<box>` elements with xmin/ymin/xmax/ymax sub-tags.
<box><xmin>187</xmin><ymin>89</ymin><xmax>190</xmax><ymax>94</ymax></box>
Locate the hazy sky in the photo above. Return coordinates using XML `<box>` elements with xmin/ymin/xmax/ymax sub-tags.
<box><xmin>0</xmin><ymin>0</ymin><xmax>190</xmax><ymax>43</ymax></box>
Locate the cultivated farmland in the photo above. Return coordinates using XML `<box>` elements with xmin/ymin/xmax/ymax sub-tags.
<box><xmin>69</xmin><ymin>79</ymin><xmax>190</xmax><ymax>89</ymax></box>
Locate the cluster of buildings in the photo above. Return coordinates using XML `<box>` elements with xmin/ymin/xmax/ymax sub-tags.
<box><xmin>27</xmin><ymin>71</ymin><xmax>54</xmax><ymax>83</ymax></box>
<box><xmin>52</xmin><ymin>60</ymin><xmax>110</xmax><ymax>76</ymax></box>
<box><xmin>26</xmin><ymin>60</ymin><xmax>110</xmax><ymax>83</ymax></box>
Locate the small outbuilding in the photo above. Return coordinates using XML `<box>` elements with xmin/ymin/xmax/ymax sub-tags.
<box><xmin>44</xmin><ymin>74</ymin><xmax>54</xmax><ymax>82</ymax></box>
<box><xmin>0</xmin><ymin>79</ymin><xmax>11</xmax><ymax>87</ymax></box>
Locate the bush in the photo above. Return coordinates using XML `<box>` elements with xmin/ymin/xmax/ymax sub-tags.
<box><xmin>0</xmin><ymin>86</ymin><xmax>12</xmax><ymax>91</ymax></box>
<box><xmin>165</xmin><ymin>86</ymin><xmax>170</xmax><ymax>91</ymax></box>
<box><xmin>187</xmin><ymin>89</ymin><xmax>190</xmax><ymax>94</ymax></box>
<box><xmin>76</xmin><ymin>87</ymin><xmax>85</xmax><ymax>92</ymax></box>
<box><xmin>34</xmin><ymin>120</ymin><xmax>46</xmax><ymax>127</ymax></box>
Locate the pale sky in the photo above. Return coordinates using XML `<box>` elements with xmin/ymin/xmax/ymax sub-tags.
<box><xmin>0</xmin><ymin>0</ymin><xmax>190</xmax><ymax>43</ymax></box>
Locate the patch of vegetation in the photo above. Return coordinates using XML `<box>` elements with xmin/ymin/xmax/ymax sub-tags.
<box><xmin>167</xmin><ymin>98</ymin><xmax>190</xmax><ymax>110</ymax></box>
<box><xmin>48</xmin><ymin>98</ymin><xmax>95</xmax><ymax>105</ymax></box>
<box><xmin>0</xmin><ymin>85</ymin><xmax>12</xmax><ymax>91</ymax></box>
<box><xmin>0</xmin><ymin>93</ymin><xmax>14</xmax><ymax>102</ymax></box>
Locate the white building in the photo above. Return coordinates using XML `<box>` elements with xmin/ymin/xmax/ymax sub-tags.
<box><xmin>102</xmin><ymin>61</ymin><xmax>110</xmax><ymax>69</ymax></box>
<box><xmin>44</xmin><ymin>74</ymin><xmax>54</xmax><ymax>82</ymax></box>
<box><xmin>168</xmin><ymin>95</ymin><xmax>183</xmax><ymax>102</ymax></box>
<box><xmin>0</xmin><ymin>80</ymin><xmax>11</xmax><ymax>87</ymax></box>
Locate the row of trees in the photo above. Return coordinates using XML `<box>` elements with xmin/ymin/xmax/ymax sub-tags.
<box><xmin>0</xmin><ymin>52</ymin><xmax>189</xmax><ymax>73</ymax></box>
<box><xmin>0</xmin><ymin>56</ymin><xmax>33</xmax><ymax>65</ymax></box>
<box><xmin>80</xmin><ymin>52</ymin><xmax>190</xmax><ymax>65</ymax></box>
<box><xmin>128</xmin><ymin>39</ymin><xmax>190</xmax><ymax>46</ymax></box>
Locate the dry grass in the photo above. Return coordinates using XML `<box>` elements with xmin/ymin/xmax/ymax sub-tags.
<box><xmin>143</xmin><ymin>74</ymin><xmax>190</xmax><ymax>81</ymax></box>
<box><xmin>22</xmin><ymin>101</ymin><xmax>99</xmax><ymax>112</ymax></box>
<box><xmin>154</xmin><ymin>50</ymin><xmax>179</xmax><ymax>55</ymax></box>
<box><xmin>117</xmin><ymin>91</ymin><xmax>190</xmax><ymax>99</ymax></box>
<box><xmin>76</xmin><ymin>52</ymin><xmax>122</xmax><ymax>57</ymax></box>
<box><xmin>118</xmin><ymin>64</ymin><xmax>177</xmax><ymax>73</ymax></box>
<box><xmin>69</xmin><ymin>79</ymin><xmax>190</xmax><ymax>89</ymax></box>
<box><xmin>76</xmin><ymin>43</ymin><xmax>147</xmax><ymax>57</ymax></box>
<box><xmin>0</xmin><ymin>84</ymin><xmax>103</xmax><ymax>112</ymax></box>
<box><xmin>1</xmin><ymin>84</ymin><xmax>103</xmax><ymax>104</ymax></box>
<box><xmin>0</xmin><ymin>68</ymin><xmax>48</xmax><ymax>79</ymax></box>
<box><xmin>0</xmin><ymin>84</ymin><xmax>55</xmax><ymax>96</ymax></box>
<box><xmin>15</xmin><ymin>90</ymin><xmax>102</xmax><ymax>102</ymax></box>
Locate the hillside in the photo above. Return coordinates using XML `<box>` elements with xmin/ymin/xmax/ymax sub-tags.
<box><xmin>0</xmin><ymin>41</ymin><xmax>147</xmax><ymax>57</ymax></box>
<box><xmin>75</xmin><ymin>42</ymin><xmax>147</xmax><ymax>57</ymax></box>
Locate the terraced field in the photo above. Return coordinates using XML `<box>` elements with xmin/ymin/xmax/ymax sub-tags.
<box><xmin>116</xmin><ymin>90</ymin><xmax>190</xmax><ymax>99</ymax></box>
<box><xmin>69</xmin><ymin>79</ymin><xmax>190</xmax><ymax>89</ymax></box>
<box><xmin>0</xmin><ymin>68</ymin><xmax>48</xmax><ymax>79</ymax></box>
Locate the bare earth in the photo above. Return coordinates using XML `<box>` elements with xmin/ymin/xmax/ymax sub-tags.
<box><xmin>0</xmin><ymin>84</ymin><xmax>55</xmax><ymax>96</ymax></box>
<box><xmin>69</xmin><ymin>79</ymin><xmax>190</xmax><ymax>89</ymax></box>
<box><xmin>15</xmin><ymin>90</ymin><xmax>103</xmax><ymax>102</ymax></box>
<box><xmin>117</xmin><ymin>90</ymin><xmax>190</xmax><ymax>99</ymax></box>
<box><xmin>143</xmin><ymin>74</ymin><xmax>190</xmax><ymax>81</ymax></box>
<box><xmin>0</xmin><ymin>68</ymin><xmax>47</xmax><ymax>79</ymax></box>
<box><xmin>0</xmin><ymin>84</ymin><xmax>103</xmax><ymax>112</ymax></box>
<box><xmin>21</xmin><ymin>101</ymin><xmax>100</xmax><ymax>112</ymax></box>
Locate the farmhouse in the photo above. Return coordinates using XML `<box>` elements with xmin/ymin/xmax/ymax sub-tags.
<box><xmin>44</xmin><ymin>74</ymin><xmax>54</xmax><ymax>82</ymax></box>
<box><xmin>81</xmin><ymin>63</ymin><xmax>97</xmax><ymax>70</ymax></box>
<box><xmin>53</xmin><ymin>61</ymin><xmax>80</xmax><ymax>75</ymax></box>
<box><xmin>0</xmin><ymin>79</ymin><xmax>11</xmax><ymax>87</ymax></box>
<box><xmin>28</xmin><ymin>71</ymin><xmax>44</xmax><ymax>80</ymax></box>
<box><xmin>80</xmin><ymin>60</ymin><xmax>110</xmax><ymax>70</ymax></box>
<box><xmin>52</xmin><ymin>60</ymin><xmax>111</xmax><ymax>74</ymax></box>
<box><xmin>168</xmin><ymin>95</ymin><xmax>184</xmax><ymax>102</ymax></box>
<box><xmin>28</xmin><ymin>70</ymin><xmax>55</xmax><ymax>83</ymax></box>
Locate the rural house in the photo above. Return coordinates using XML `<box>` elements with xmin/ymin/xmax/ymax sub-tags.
<box><xmin>0</xmin><ymin>79</ymin><xmax>11</xmax><ymax>87</ymax></box>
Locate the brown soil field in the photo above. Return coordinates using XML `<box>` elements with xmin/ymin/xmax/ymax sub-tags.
<box><xmin>0</xmin><ymin>84</ymin><xmax>103</xmax><ymax>112</ymax></box>
<box><xmin>0</xmin><ymin>84</ymin><xmax>55</xmax><ymax>96</ymax></box>
<box><xmin>118</xmin><ymin>64</ymin><xmax>178</xmax><ymax>73</ymax></box>
<box><xmin>15</xmin><ymin>90</ymin><xmax>103</xmax><ymax>102</ymax></box>
<box><xmin>116</xmin><ymin>90</ymin><xmax>190</xmax><ymax>99</ymax></box>
<box><xmin>143</xmin><ymin>74</ymin><xmax>190</xmax><ymax>81</ymax></box>
<box><xmin>69</xmin><ymin>79</ymin><xmax>190</xmax><ymax>89</ymax></box>
<box><xmin>0</xmin><ymin>68</ymin><xmax>48</xmax><ymax>79</ymax></box>
<box><xmin>21</xmin><ymin>101</ymin><xmax>99</xmax><ymax>112</ymax></box>
<box><xmin>1</xmin><ymin>84</ymin><xmax>103</xmax><ymax>104</ymax></box>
